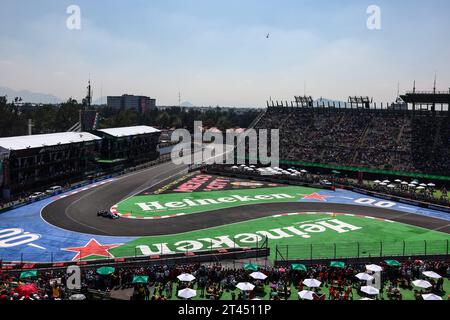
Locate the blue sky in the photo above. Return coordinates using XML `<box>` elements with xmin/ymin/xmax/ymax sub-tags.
<box><xmin>0</xmin><ymin>0</ymin><xmax>449</xmax><ymax>106</ymax></box>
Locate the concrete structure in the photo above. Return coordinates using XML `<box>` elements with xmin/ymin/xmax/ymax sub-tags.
<box><xmin>107</xmin><ymin>95</ymin><xmax>156</xmax><ymax>113</ymax></box>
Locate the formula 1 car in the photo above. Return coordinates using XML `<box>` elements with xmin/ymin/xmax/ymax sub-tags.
<box><xmin>97</xmin><ymin>210</ymin><xmax>120</xmax><ymax>219</ymax></box>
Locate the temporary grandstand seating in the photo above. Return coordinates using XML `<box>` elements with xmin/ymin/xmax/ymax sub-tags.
<box><xmin>254</xmin><ymin>108</ymin><xmax>450</xmax><ymax>176</ymax></box>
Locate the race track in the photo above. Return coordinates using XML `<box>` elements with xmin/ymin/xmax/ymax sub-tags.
<box><xmin>41</xmin><ymin>162</ymin><xmax>450</xmax><ymax>237</ymax></box>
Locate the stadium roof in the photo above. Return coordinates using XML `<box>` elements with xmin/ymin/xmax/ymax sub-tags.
<box><xmin>97</xmin><ymin>125</ymin><xmax>160</xmax><ymax>138</ymax></box>
<box><xmin>400</xmin><ymin>92</ymin><xmax>450</xmax><ymax>104</ymax></box>
<box><xmin>0</xmin><ymin>132</ymin><xmax>101</xmax><ymax>151</ymax></box>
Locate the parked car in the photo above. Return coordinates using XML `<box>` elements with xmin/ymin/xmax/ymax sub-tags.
<box><xmin>46</xmin><ymin>186</ymin><xmax>62</xmax><ymax>194</ymax></box>
<box><xmin>29</xmin><ymin>192</ymin><xmax>45</xmax><ymax>200</ymax></box>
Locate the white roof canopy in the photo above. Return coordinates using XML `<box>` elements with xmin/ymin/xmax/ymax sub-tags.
<box><xmin>97</xmin><ymin>126</ymin><xmax>160</xmax><ymax>138</ymax></box>
<box><xmin>0</xmin><ymin>132</ymin><xmax>101</xmax><ymax>151</ymax></box>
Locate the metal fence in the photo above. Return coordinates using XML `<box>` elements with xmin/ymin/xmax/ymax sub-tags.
<box><xmin>275</xmin><ymin>239</ymin><xmax>450</xmax><ymax>262</ymax></box>
<box><xmin>2</xmin><ymin>236</ymin><xmax>269</xmax><ymax>266</ymax></box>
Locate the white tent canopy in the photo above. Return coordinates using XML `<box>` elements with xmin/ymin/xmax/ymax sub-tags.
<box><xmin>236</xmin><ymin>282</ymin><xmax>255</xmax><ymax>291</ymax></box>
<box><xmin>361</xmin><ymin>286</ymin><xmax>379</xmax><ymax>295</ymax></box>
<box><xmin>366</xmin><ymin>264</ymin><xmax>383</xmax><ymax>272</ymax></box>
<box><xmin>422</xmin><ymin>271</ymin><xmax>442</xmax><ymax>279</ymax></box>
<box><xmin>298</xmin><ymin>290</ymin><xmax>315</xmax><ymax>301</ymax></box>
<box><xmin>250</xmin><ymin>272</ymin><xmax>267</xmax><ymax>280</ymax></box>
<box><xmin>177</xmin><ymin>273</ymin><xmax>196</xmax><ymax>282</ymax></box>
<box><xmin>412</xmin><ymin>280</ymin><xmax>432</xmax><ymax>289</ymax></box>
<box><xmin>355</xmin><ymin>273</ymin><xmax>375</xmax><ymax>281</ymax></box>
<box><xmin>422</xmin><ymin>294</ymin><xmax>442</xmax><ymax>301</ymax></box>
<box><xmin>178</xmin><ymin>288</ymin><xmax>197</xmax><ymax>299</ymax></box>
<box><xmin>302</xmin><ymin>279</ymin><xmax>321</xmax><ymax>288</ymax></box>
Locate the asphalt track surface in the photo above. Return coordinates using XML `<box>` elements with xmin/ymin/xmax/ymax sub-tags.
<box><xmin>42</xmin><ymin>162</ymin><xmax>450</xmax><ymax>237</ymax></box>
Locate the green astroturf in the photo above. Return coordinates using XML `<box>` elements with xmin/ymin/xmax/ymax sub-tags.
<box><xmin>108</xmin><ymin>213</ymin><xmax>450</xmax><ymax>261</ymax></box>
<box><xmin>115</xmin><ymin>186</ymin><xmax>319</xmax><ymax>218</ymax></box>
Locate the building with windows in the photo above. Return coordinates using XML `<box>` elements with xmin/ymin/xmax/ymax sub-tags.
<box><xmin>93</xmin><ymin>126</ymin><xmax>161</xmax><ymax>171</ymax></box>
<box><xmin>0</xmin><ymin>132</ymin><xmax>101</xmax><ymax>199</ymax></box>
<box><xmin>107</xmin><ymin>95</ymin><xmax>156</xmax><ymax>113</ymax></box>
<box><xmin>0</xmin><ymin>126</ymin><xmax>161</xmax><ymax>200</ymax></box>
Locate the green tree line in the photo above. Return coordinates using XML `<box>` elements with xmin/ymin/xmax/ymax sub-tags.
<box><xmin>0</xmin><ymin>97</ymin><xmax>261</xmax><ymax>137</ymax></box>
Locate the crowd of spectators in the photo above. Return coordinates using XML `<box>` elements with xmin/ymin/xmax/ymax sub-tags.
<box><xmin>254</xmin><ymin>107</ymin><xmax>450</xmax><ymax>176</ymax></box>
<box><xmin>1</xmin><ymin>259</ymin><xmax>449</xmax><ymax>301</ymax></box>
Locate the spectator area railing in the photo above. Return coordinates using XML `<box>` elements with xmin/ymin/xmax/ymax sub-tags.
<box><xmin>275</xmin><ymin>239</ymin><xmax>450</xmax><ymax>264</ymax></box>
<box><xmin>1</xmin><ymin>236</ymin><xmax>270</xmax><ymax>270</ymax></box>
<box><xmin>238</xmin><ymin>157</ymin><xmax>450</xmax><ymax>182</ymax></box>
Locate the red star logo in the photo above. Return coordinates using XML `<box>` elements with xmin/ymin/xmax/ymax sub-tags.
<box><xmin>299</xmin><ymin>193</ymin><xmax>329</xmax><ymax>202</ymax></box>
<box><xmin>63</xmin><ymin>239</ymin><xmax>122</xmax><ymax>261</ymax></box>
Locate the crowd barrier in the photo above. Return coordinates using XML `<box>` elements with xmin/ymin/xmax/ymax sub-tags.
<box><xmin>1</xmin><ymin>247</ymin><xmax>270</xmax><ymax>272</ymax></box>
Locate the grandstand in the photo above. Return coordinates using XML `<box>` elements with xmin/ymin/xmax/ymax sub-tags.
<box><xmin>255</xmin><ymin>93</ymin><xmax>450</xmax><ymax>178</ymax></box>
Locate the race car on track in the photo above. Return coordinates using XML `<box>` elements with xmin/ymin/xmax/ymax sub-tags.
<box><xmin>97</xmin><ymin>210</ymin><xmax>120</xmax><ymax>219</ymax></box>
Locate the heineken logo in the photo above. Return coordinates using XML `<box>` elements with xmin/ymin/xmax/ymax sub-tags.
<box><xmin>136</xmin><ymin>192</ymin><xmax>295</xmax><ymax>212</ymax></box>
<box><xmin>115</xmin><ymin>186</ymin><xmax>324</xmax><ymax>218</ymax></box>
<box><xmin>135</xmin><ymin>218</ymin><xmax>362</xmax><ymax>256</ymax></box>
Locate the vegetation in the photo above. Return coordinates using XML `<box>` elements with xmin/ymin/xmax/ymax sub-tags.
<box><xmin>0</xmin><ymin>97</ymin><xmax>261</xmax><ymax>137</ymax></box>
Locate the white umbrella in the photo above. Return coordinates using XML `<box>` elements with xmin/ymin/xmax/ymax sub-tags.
<box><xmin>373</xmin><ymin>180</ymin><xmax>381</xmax><ymax>184</ymax></box>
<box><xmin>366</xmin><ymin>264</ymin><xmax>383</xmax><ymax>272</ymax></box>
<box><xmin>412</xmin><ymin>280</ymin><xmax>432</xmax><ymax>289</ymax></box>
<box><xmin>401</xmin><ymin>181</ymin><xmax>409</xmax><ymax>185</ymax></box>
<box><xmin>422</xmin><ymin>271</ymin><xmax>442</xmax><ymax>279</ymax></box>
<box><xmin>69</xmin><ymin>294</ymin><xmax>86</xmax><ymax>300</ymax></box>
<box><xmin>387</xmin><ymin>184</ymin><xmax>396</xmax><ymax>188</ymax></box>
<box><xmin>394</xmin><ymin>179</ymin><xmax>402</xmax><ymax>183</ymax></box>
<box><xmin>236</xmin><ymin>282</ymin><xmax>255</xmax><ymax>291</ymax></box>
<box><xmin>382</xmin><ymin>180</ymin><xmax>390</xmax><ymax>184</ymax></box>
<box><xmin>231</xmin><ymin>166</ymin><xmax>238</xmax><ymax>169</ymax></box>
<box><xmin>416</xmin><ymin>186</ymin><xmax>425</xmax><ymax>190</ymax></box>
<box><xmin>427</xmin><ymin>183</ymin><xmax>436</xmax><ymax>187</ymax></box>
<box><xmin>355</xmin><ymin>273</ymin><xmax>374</xmax><ymax>281</ymax></box>
<box><xmin>301</xmin><ymin>170</ymin><xmax>308</xmax><ymax>173</ymax></box>
<box><xmin>359</xmin><ymin>297</ymin><xmax>374</xmax><ymax>301</ymax></box>
<box><xmin>379</xmin><ymin>183</ymin><xmax>387</xmax><ymax>186</ymax></box>
<box><xmin>302</xmin><ymin>279</ymin><xmax>321</xmax><ymax>288</ymax></box>
<box><xmin>422</xmin><ymin>294</ymin><xmax>442</xmax><ymax>301</ymax></box>
<box><xmin>419</xmin><ymin>183</ymin><xmax>428</xmax><ymax>187</ymax></box>
<box><xmin>177</xmin><ymin>273</ymin><xmax>196</xmax><ymax>282</ymax></box>
<box><xmin>178</xmin><ymin>288</ymin><xmax>197</xmax><ymax>299</ymax></box>
<box><xmin>408</xmin><ymin>184</ymin><xmax>416</xmax><ymax>187</ymax></box>
<box><xmin>411</xmin><ymin>181</ymin><xmax>418</xmax><ymax>184</ymax></box>
<box><xmin>250</xmin><ymin>272</ymin><xmax>267</xmax><ymax>280</ymax></box>
<box><xmin>252</xmin><ymin>298</ymin><xmax>262</xmax><ymax>300</ymax></box>
<box><xmin>361</xmin><ymin>286</ymin><xmax>379</xmax><ymax>295</ymax></box>
<box><xmin>298</xmin><ymin>290</ymin><xmax>315</xmax><ymax>301</ymax></box>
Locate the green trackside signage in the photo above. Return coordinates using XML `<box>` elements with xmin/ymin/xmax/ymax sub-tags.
<box><xmin>115</xmin><ymin>186</ymin><xmax>319</xmax><ymax>218</ymax></box>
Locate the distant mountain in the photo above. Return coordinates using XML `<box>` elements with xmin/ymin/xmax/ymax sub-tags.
<box><xmin>0</xmin><ymin>86</ymin><xmax>62</xmax><ymax>104</ymax></box>
<box><xmin>92</xmin><ymin>96</ymin><xmax>107</xmax><ymax>105</ymax></box>
<box><xmin>180</xmin><ymin>101</ymin><xmax>194</xmax><ymax>107</ymax></box>
<box><xmin>314</xmin><ymin>98</ymin><xmax>347</xmax><ymax>107</ymax></box>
